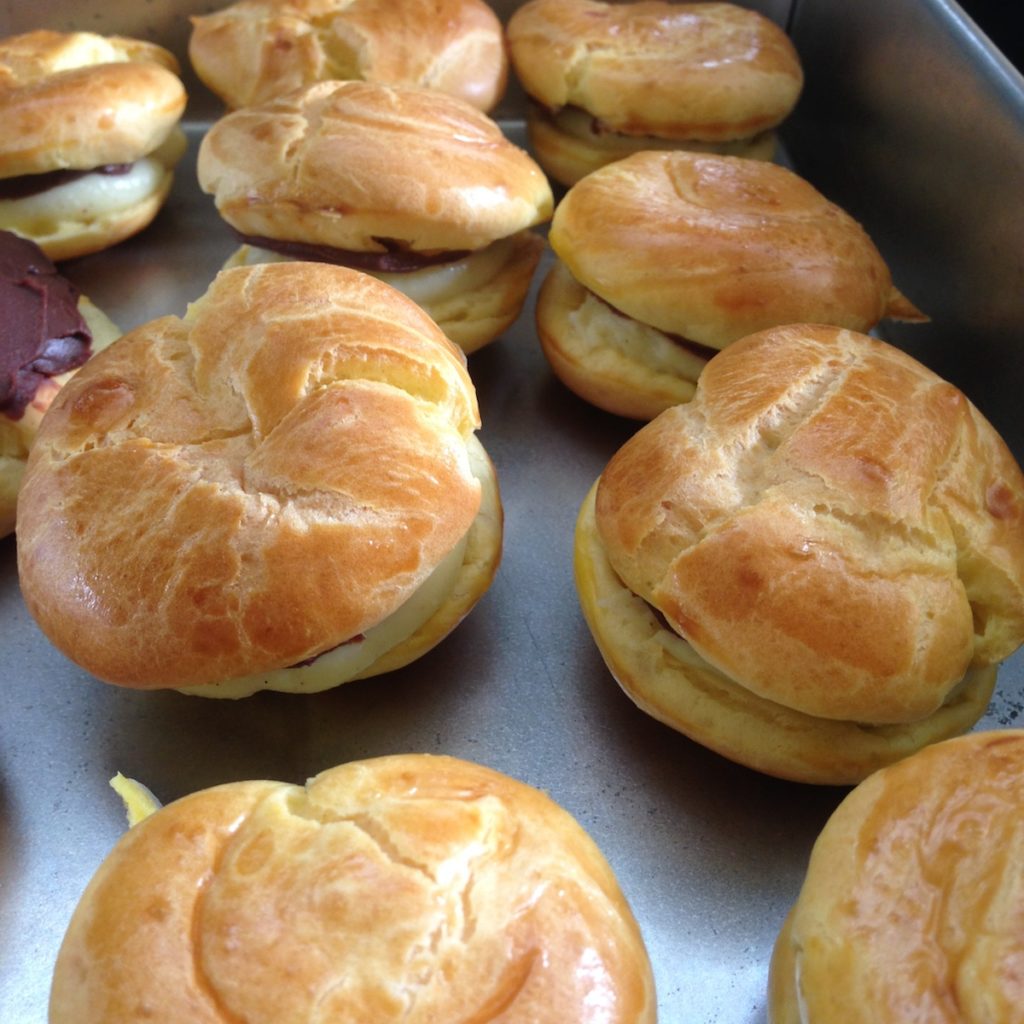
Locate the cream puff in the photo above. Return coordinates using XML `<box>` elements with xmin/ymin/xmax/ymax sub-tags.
<box><xmin>189</xmin><ymin>0</ymin><xmax>508</xmax><ymax>112</ymax></box>
<box><xmin>16</xmin><ymin>261</ymin><xmax>502</xmax><ymax>696</ymax></box>
<box><xmin>0</xmin><ymin>30</ymin><xmax>187</xmax><ymax>261</ymax></box>
<box><xmin>575</xmin><ymin>324</ymin><xmax>1024</xmax><ymax>784</ymax></box>
<box><xmin>507</xmin><ymin>0</ymin><xmax>803</xmax><ymax>186</ymax></box>
<box><xmin>198</xmin><ymin>79</ymin><xmax>553</xmax><ymax>354</ymax></box>
<box><xmin>50</xmin><ymin>754</ymin><xmax>656</xmax><ymax>1023</ymax></box>
<box><xmin>539</xmin><ymin>150</ymin><xmax>927</xmax><ymax>420</ymax></box>
<box><xmin>769</xmin><ymin>730</ymin><xmax>1024</xmax><ymax>1021</ymax></box>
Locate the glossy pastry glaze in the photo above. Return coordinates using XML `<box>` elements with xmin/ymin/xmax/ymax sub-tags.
<box><xmin>770</xmin><ymin>730</ymin><xmax>1024</xmax><ymax>1023</ymax></box>
<box><xmin>51</xmin><ymin>755</ymin><xmax>657</xmax><ymax>1023</ymax></box>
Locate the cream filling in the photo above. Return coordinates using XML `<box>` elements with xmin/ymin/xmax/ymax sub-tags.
<box><xmin>567</xmin><ymin>285</ymin><xmax>709</xmax><ymax>383</ymax></box>
<box><xmin>109</xmin><ymin>773</ymin><xmax>162</xmax><ymax>827</ymax></box>
<box><xmin>551</xmin><ymin>105</ymin><xmax>769</xmax><ymax>154</ymax></box>
<box><xmin>181</xmin><ymin>434</ymin><xmax>496</xmax><ymax>699</ymax></box>
<box><xmin>0</xmin><ymin>128</ymin><xmax>186</xmax><ymax>227</ymax></box>
<box><xmin>0</xmin><ymin>455</ymin><xmax>24</xmax><ymax>535</ymax></box>
<box><xmin>232</xmin><ymin>235</ymin><xmax>515</xmax><ymax>308</ymax></box>
<box><xmin>651</xmin><ymin>622</ymin><xmax>717</xmax><ymax>672</ymax></box>
<box><xmin>182</xmin><ymin>530</ymin><xmax>470</xmax><ymax>699</ymax></box>
<box><xmin>643</xmin><ymin>593</ymin><xmax>974</xmax><ymax>726</ymax></box>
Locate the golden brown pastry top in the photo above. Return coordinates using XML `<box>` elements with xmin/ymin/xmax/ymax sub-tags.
<box><xmin>549</xmin><ymin>151</ymin><xmax>925</xmax><ymax>349</ymax></box>
<box><xmin>773</xmin><ymin>730</ymin><xmax>1024</xmax><ymax>1023</ymax></box>
<box><xmin>50</xmin><ymin>754</ymin><xmax>657</xmax><ymax>1024</ymax></box>
<box><xmin>189</xmin><ymin>0</ymin><xmax>508</xmax><ymax>112</ymax></box>
<box><xmin>595</xmin><ymin>325</ymin><xmax>1024</xmax><ymax>725</ymax></box>
<box><xmin>0</xmin><ymin>30</ymin><xmax>185</xmax><ymax>178</ymax></box>
<box><xmin>507</xmin><ymin>0</ymin><xmax>803</xmax><ymax>139</ymax></box>
<box><xmin>198</xmin><ymin>79</ymin><xmax>554</xmax><ymax>254</ymax></box>
<box><xmin>16</xmin><ymin>262</ymin><xmax>483</xmax><ymax>689</ymax></box>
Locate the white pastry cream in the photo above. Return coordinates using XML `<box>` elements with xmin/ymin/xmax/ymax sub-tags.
<box><xmin>0</xmin><ymin>128</ymin><xmax>186</xmax><ymax>231</ymax></box>
<box><xmin>232</xmin><ymin>234</ymin><xmax>515</xmax><ymax>308</ymax></box>
<box><xmin>566</xmin><ymin>284</ymin><xmax>710</xmax><ymax>384</ymax></box>
<box><xmin>109</xmin><ymin>773</ymin><xmax>162</xmax><ymax>827</ymax></box>
<box><xmin>185</xmin><ymin>533</ymin><xmax>469</xmax><ymax>700</ymax></box>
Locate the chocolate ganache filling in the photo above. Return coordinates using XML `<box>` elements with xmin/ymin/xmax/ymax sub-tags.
<box><xmin>289</xmin><ymin>633</ymin><xmax>365</xmax><ymax>669</ymax></box>
<box><xmin>233</xmin><ymin>231</ymin><xmax>473</xmax><ymax>273</ymax></box>
<box><xmin>0</xmin><ymin>163</ymin><xmax>134</xmax><ymax>201</ymax></box>
<box><xmin>0</xmin><ymin>230</ymin><xmax>91</xmax><ymax>420</ymax></box>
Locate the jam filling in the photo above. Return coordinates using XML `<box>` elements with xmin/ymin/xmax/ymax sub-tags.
<box><xmin>232</xmin><ymin>230</ymin><xmax>472</xmax><ymax>273</ymax></box>
<box><xmin>0</xmin><ymin>163</ymin><xmax>134</xmax><ymax>201</ymax></box>
<box><xmin>0</xmin><ymin>230</ymin><xmax>92</xmax><ymax>419</ymax></box>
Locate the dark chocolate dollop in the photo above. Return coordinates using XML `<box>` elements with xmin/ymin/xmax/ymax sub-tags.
<box><xmin>233</xmin><ymin>231</ymin><xmax>472</xmax><ymax>273</ymax></box>
<box><xmin>0</xmin><ymin>230</ymin><xmax>92</xmax><ymax>420</ymax></box>
<box><xmin>289</xmin><ymin>634</ymin><xmax>365</xmax><ymax>669</ymax></box>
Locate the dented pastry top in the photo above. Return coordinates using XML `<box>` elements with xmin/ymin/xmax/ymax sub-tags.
<box><xmin>189</xmin><ymin>0</ymin><xmax>508</xmax><ymax>112</ymax></box>
<box><xmin>16</xmin><ymin>262</ymin><xmax>483</xmax><ymax>689</ymax></box>
<box><xmin>50</xmin><ymin>754</ymin><xmax>657</xmax><ymax>1023</ymax></box>
<box><xmin>595</xmin><ymin>324</ymin><xmax>1024</xmax><ymax>725</ymax></box>
<box><xmin>507</xmin><ymin>0</ymin><xmax>803</xmax><ymax>139</ymax></box>
<box><xmin>198</xmin><ymin>79</ymin><xmax>554</xmax><ymax>254</ymax></box>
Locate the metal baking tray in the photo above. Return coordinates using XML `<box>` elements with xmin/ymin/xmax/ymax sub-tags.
<box><xmin>3</xmin><ymin>2</ymin><xmax>1023</xmax><ymax>1020</ymax></box>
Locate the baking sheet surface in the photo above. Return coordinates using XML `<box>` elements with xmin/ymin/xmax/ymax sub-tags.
<box><xmin>3</xmin><ymin>4</ymin><xmax>1024</xmax><ymax>1022</ymax></box>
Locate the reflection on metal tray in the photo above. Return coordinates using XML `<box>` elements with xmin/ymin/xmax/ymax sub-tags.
<box><xmin>2</xmin><ymin>2</ymin><xmax>1023</xmax><ymax>1022</ymax></box>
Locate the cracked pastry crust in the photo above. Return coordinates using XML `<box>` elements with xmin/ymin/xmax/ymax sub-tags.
<box><xmin>538</xmin><ymin>150</ymin><xmax>928</xmax><ymax>419</ymax></box>
<box><xmin>575</xmin><ymin>324</ymin><xmax>1024</xmax><ymax>783</ymax></box>
<box><xmin>16</xmin><ymin>261</ymin><xmax>495</xmax><ymax>692</ymax></box>
<box><xmin>576</xmin><ymin>481</ymin><xmax>997</xmax><ymax>785</ymax></box>
<box><xmin>49</xmin><ymin>754</ymin><xmax>657</xmax><ymax>1024</ymax></box>
<box><xmin>549</xmin><ymin>150</ymin><xmax>927</xmax><ymax>349</ymax></box>
<box><xmin>198</xmin><ymin>79</ymin><xmax>552</xmax><ymax>352</ymax></box>
<box><xmin>0</xmin><ymin>30</ymin><xmax>187</xmax><ymax>259</ymax></box>
<box><xmin>188</xmin><ymin>0</ymin><xmax>508</xmax><ymax>112</ymax></box>
<box><xmin>768</xmin><ymin>731</ymin><xmax>1024</xmax><ymax>1022</ymax></box>
<box><xmin>197</xmin><ymin>79</ymin><xmax>553</xmax><ymax>256</ymax></box>
<box><xmin>507</xmin><ymin>0</ymin><xmax>803</xmax><ymax>184</ymax></box>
